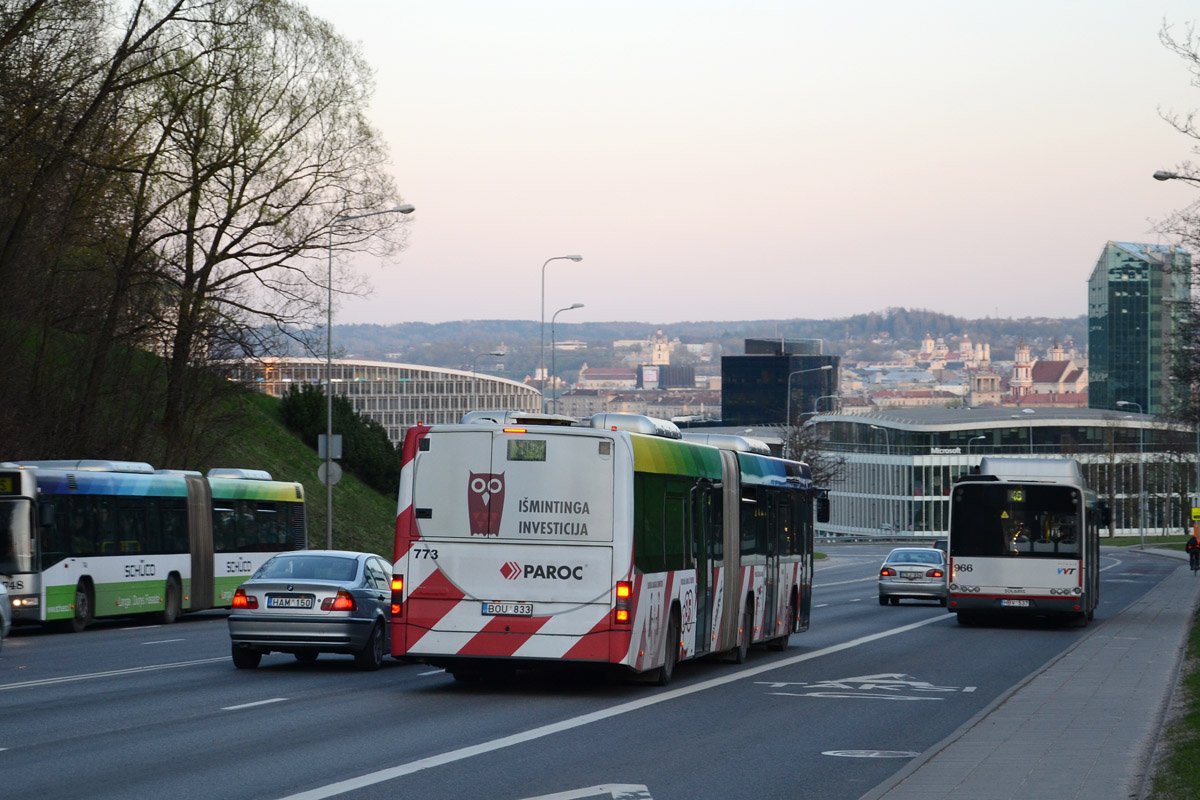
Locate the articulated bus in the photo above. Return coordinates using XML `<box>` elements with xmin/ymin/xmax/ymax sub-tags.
<box><xmin>0</xmin><ymin>460</ymin><xmax>306</xmax><ymax>631</ymax></box>
<box><xmin>391</xmin><ymin>412</ymin><xmax>828</xmax><ymax>684</ymax></box>
<box><xmin>948</xmin><ymin>457</ymin><xmax>1104</xmax><ymax>626</ymax></box>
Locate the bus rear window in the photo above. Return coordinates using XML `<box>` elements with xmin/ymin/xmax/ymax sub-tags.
<box><xmin>507</xmin><ymin>439</ymin><xmax>546</xmax><ymax>462</ymax></box>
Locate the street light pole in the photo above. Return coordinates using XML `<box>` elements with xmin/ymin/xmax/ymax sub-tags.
<box><xmin>784</xmin><ymin>365</ymin><xmax>833</xmax><ymax>458</ymax></box>
<box><xmin>967</xmin><ymin>435</ymin><xmax>986</xmax><ymax>456</ymax></box>
<box><xmin>551</xmin><ymin>303</ymin><xmax>583</xmax><ymax>414</ymax></box>
<box><xmin>326</xmin><ymin>203</ymin><xmax>414</xmax><ymax>549</ymax></box>
<box><xmin>870</xmin><ymin>424</ymin><xmax>894</xmax><ymax>533</ymax></box>
<box><xmin>1116</xmin><ymin>400</ymin><xmax>1145</xmax><ymax>549</ymax></box>
<box><xmin>471</xmin><ymin>350</ymin><xmax>505</xmax><ymax>411</ymax></box>
<box><xmin>540</xmin><ymin>255</ymin><xmax>582</xmax><ymax>412</ymax></box>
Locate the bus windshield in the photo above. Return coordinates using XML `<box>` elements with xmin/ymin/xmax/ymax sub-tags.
<box><xmin>0</xmin><ymin>498</ymin><xmax>34</xmax><ymax>574</ymax></box>
<box><xmin>950</xmin><ymin>483</ymin><xmax>1081</xmax><ymax>559</ymax></box>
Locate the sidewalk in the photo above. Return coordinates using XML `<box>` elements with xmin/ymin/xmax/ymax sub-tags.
<box><xmin>862</xmin><ymin>547</ymin><xmax>1200</xmax><ymax>800</ymax></box>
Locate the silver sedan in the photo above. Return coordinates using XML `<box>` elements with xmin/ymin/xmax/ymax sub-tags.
<box><xmin>878</xmin><ymin>547</ymin><xmax>948</xmax><ymax>606</ymax></box>
<box><xmin>228</xmin><ymin>550</ymin><xmax>393</xmax><ymax>670</ymax></box>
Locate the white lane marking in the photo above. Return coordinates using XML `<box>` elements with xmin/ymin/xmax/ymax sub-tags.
<box><xmin>223</xmin><ymin>698</ymin><xmax>288</xmax><ymax>711</ymax></box>
<box><xmin>0</xmin><ymin>657</ymin><xmax>228</xmax><ymax>691</ymax></box>
<box><xmin>815</xmin><ymin>603</ymin><xmax>829</xmax><ymax>608</ymax></box>
<box><xmin>849</xmin><ymin>598</ymin><xmax>862</xmax><ymax>603</ymax></box>
<box><xmin>124</xmin><ymin>624</ymin><xmax>162</xmax><ymax>631</ymax></box>
<box><xmin>276</xmin><ymin>615</ymin><xmax>950</xmax><ymax>800</ymax></box>
<box><xmin>823</xmin><ymin>749</ymin><xmax>919</xmax><ymax>758</ymax></box>
<box><xmin>816</xmin><ymin>576</ymin><xmax>877</xmax><ymax>587</ymax></box>
<box><xmin>418</xmin><ymin>669</ymin><xmax>445</xmax><ymax>677</ymax></box>
<box><xmin>142</xmin><ymin>639</ymin><xmax>185</xmax><ymax>645</ymax></box>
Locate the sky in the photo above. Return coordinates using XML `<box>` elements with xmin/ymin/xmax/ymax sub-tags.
<box><xmin>303</xmin><ymin>0</ymin><xmax>1200</xmax><ymax>327</ymax></box>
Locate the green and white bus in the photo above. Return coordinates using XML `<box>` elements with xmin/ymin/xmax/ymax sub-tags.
<box><xmin>0</xmin><ymin>460</ymin><xmax>306</xmax><ymax>631</ymax></box>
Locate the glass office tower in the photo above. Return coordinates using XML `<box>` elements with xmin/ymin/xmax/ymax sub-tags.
<box><xmin>1088</xmin><ymin>241</ymin><xmax>1191</xmax><ymax>415</ymax></box>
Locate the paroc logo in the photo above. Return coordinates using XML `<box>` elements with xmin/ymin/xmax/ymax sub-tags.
<box><xmin>498</xmin><ymin>562</ymin><xmax>585</xmax><ymax>581</ymax></box>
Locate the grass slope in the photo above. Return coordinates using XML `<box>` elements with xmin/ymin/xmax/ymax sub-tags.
<box><xmin>212</xmin><ymin>392</ymin><xmax>396</xmax><ymax>558</ymax></box>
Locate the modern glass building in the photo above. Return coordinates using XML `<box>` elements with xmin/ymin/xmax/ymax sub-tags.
<box><xmin>804</xmin><ymin>407</ymin><xmax>1197</xmax><ymax>540</ymax></box>
<box><xmin>1088</xmin><ymin>241</ymin><xmax>1191</xmax><ymax>415</ymax></box>
<box><xmin>720</xmin><ymin>339</ymin><xmax>839</xmax><ymax>426</ymax></box>
<box><xmin>232</xmin><ymin>358</ymin><xmax>541</xmax><ymax>445</ymax></box>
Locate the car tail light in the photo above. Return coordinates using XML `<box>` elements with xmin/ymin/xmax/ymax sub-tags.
<box><xmin>927</xmin><ymin>568</ymin><xmax>945</xmax><ymax>578</ymax></box>
<box><xmin>321</xmin><ymin>590</ymin><xmax>356</xmax><ymax>612</ymax></box>
<box><xmin>614</xmin><ymin>580</ymin><xmax>632</xmax><ymax>625</ymax></box>
<box><xmin>880</xmin><ymin>567</ymin><xmax>897</xmax><ymax>577</ymax></box>
<box><xmin>232</xmin><ymin>587</ymin><xmax>257</xmax><ymax>609</ymax></box>
<box><xmin>391</xmin><ymin>575</ymin><xmax>404</xmax><ymax>618</ymax></box>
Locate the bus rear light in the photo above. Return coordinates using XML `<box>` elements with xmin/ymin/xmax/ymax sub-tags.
<box><xmin>615</xmin><ymin>580</ymin><xmax>632</xmax><ymax>625</ymax></box>
<box><xmin>391</xmin><ymin>575</ymin><xmax>404</xmax><ymax>618</ymax></box>
<box><xmin>321</xmin><ymin>591</ymin><xmax>355</xmax><ymax>612</ymax></box>
<box><xmin>232</xmin><ymin>588</ymin><xmax>257</xmax><ymax>610</ymax></box>
<box><xmin>502</xmin><ymin>428</ymin><xmax>527</xmax><ymax>434</ymax></box>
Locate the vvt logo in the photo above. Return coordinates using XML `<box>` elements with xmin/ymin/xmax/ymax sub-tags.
<box><xmin>500</xmin><ymin>561</ymin><xmax>521</xmax><ymax>580</ymax></box>
<box><xmin>1057</xmin><ymin>567</ymin><xmax>1076</xmax><ymax>575</ymax></box>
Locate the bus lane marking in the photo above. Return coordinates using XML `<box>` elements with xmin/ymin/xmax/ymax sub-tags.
<box><xmin>758</xmin><ymin>673</ymin><xmax>976</xmax><ymax>700</ymax></box>
<box><xmin>142</xmin><ymin>638</ymin><xmax>186</xmax><ymax>645</ymax></box>
<box><xmin>276</xmin><ymin>614</ymin><xmax>949</xmax><ymax>800</ymax></box>
<box><xmin>521</xmin><ymin>784</ymin><xmax>651</xmax><ymax>800</ymax></box>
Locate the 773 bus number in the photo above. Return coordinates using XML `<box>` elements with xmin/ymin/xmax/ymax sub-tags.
<box><xmin>411</xmin><ymin>547</ymin><xmax>438</xmax><ymax>560</ymax></box>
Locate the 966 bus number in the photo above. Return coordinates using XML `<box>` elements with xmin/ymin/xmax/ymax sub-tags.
<box><xmin>411</xmin><ymin>547</ymin><xmax>438</xmax><ymax>560</ymax></box>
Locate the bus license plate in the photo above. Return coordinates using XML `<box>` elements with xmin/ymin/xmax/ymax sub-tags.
<box><xmin>267</xmin><ymin>595</ymin><xmax>314</xmax><ymax>609</ymax></box>
<box><xmin>482</xmin><ymin>601</ymin><xmax>533</xmax><ymax>617</ymax></box>
<box><xmin>1001</xmin><ymin>598</ymin><xmax>1030</xmax><ymax>607</ymax></box>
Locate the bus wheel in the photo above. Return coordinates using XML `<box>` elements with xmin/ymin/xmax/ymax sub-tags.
<box><xmin>767</xmin><ymin>600</ymin><xmax>795</xmax><ymax>652</ymax></box>
<box><xmin>734</xmin><ymin>603</ymin><xmax>753</xmax><ymax>664</ymax></box>
<box><xmin>158</xmin><ymin>575</ymin><xmax>181</xmax><ymax>624</ymax></box>
<box><xmin>70</xmin><ymin>581</ymin><xmax>94</xmax><ymax>633</ymax></box>
<box><xmin>232</xmin><ymin>644</ymin><xmax>262</xmax><ymax>669</ymax></box>
<box><xmin>354</xmin><ymin>621</ymin><xmax>385</xmax><ymax>671</ymax></box>
<box><xmin>656</xmin><ymin>612</ymin><xmax>680</xmax><ymax>686</ymax></box>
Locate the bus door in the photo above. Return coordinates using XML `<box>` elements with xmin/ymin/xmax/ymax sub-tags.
<box><xmin>690</xmin><ymin>481</ymin><xmax>715</xmax><ymax>655</ymax></box>
<box><xmin>761</xmin><ymin>488</ymin><xmax>778</xmax><ymax>640</ymax></box>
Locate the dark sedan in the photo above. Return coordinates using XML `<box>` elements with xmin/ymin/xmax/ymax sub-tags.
<box><xmin>228</xmin><ymin>550</ymin><xmax>393</xmax><ymax>670</ymax></box>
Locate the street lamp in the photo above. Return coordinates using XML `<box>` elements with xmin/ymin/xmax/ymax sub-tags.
<box><xmin>967</xmin><ymin>435</ymin><xmax>986</xmax><ymax>456</ymax></box>
<box><xmin>870</xmin><ymin>424</ymin><xmax>894</xmax><ymax>534</ymax></box>
<box><xmin>471</xmin><ymin>350</ymin><xmax>506</xmax><ymax>411</ymax></box>
<box><xmin>812</xmin><ymin>394</ymin><xmax>839</xmax><ymax>414</ymax></box>
<box><xmin>1153</xmin><ymin>170</ymin><xmax>1200</xmax><ymax>183</ymax></box>
<box><xmin>326</xmin><ymin>203</ymin><xmax>415</xmax><ymax>548</ymax></box>
<box><xmin>784</xmin><ymin>365</ymin><xmax>833</xmax><ymax>457</ymax></box>
<box><xmin>540</xmin><ymin>255</ymin><xmax>583</xmax><ymax>411</ymax></box>
<box><xmin>1116</xmin><ymin>400</ymin><xmax>1145</xmax><ymax>549</ymax></box>
<box><xmin>551</xmin><ymin>303</ymin><xmax>584</xmax><ymax>414</ymax></box>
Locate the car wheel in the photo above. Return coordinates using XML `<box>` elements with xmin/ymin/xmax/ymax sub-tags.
<box><xmin>232</xmin><ymin>644</ymin><xmax>262</xmax><ymax>669</ymax></box>
<box><xmin>355</xmin><ymin>621</ymin><xmax>385</xmax><ymax>671</ymax></box>
<box><xmin>295</xmin><ymin>651</ymin><xmax>319</xmax><ymax>663</ymax></box>
<box><xmin>158</xmin><ymin>575</ymin><xmax>181</xmax><ymax>625</ymax></box>
<box><xmin>70</xmin><ymin>581</ymin><xmax>94</xmax><ymax>633</ymax></box>
<box><xmin>889</xmin><ymin>596</ymin><xmax>900</xmax><ymax>606</ymax></box>
<box><xmin>655</xmin><ymin>612</ymin><xmax>680</xmax><ymax>686</ymax></box>
<box><xmin>939</xmin><ymin>597</ymin><xmax>948</xmax><ymax>607</ymax></box>
<box><xmin>879</xmin><ymin>595</ymin><xmax>888</xmax><ymax>606</ymax></box>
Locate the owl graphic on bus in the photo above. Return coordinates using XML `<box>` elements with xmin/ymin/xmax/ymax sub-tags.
<box><xmin>467</xmin><ymin>472</ymin><xmax>505</xmax><ymax>536</ymax></box>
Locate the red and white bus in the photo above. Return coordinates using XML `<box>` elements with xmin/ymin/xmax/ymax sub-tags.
<box><xmin>390</xmin><ymin>412</ymin><xmax>827</xmax><ymax>684</ymax></box>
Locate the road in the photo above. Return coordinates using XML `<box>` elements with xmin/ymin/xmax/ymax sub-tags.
<box><xmin>0</xmin><ymin>544</ymin><xmax>1174</xmax><ymax>800</ymax></box>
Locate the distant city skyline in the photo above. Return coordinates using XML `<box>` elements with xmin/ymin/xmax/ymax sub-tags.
<box><xmin>304</xmin><ymin>1</ymin><xmax>1200</xmax><ymax>325</ymax></box>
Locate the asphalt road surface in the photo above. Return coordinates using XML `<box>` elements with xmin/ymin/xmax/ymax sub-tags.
<box><xmin>0</xmin><ymin>544</ymin><xmax>1173</xmax><ymax>800</ymax></box>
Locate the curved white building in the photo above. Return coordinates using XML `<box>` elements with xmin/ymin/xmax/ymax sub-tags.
<box><xmin>234</xmin><ymin>357</ymin><xmax>541</xmax><ymax>445</ymax></box>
